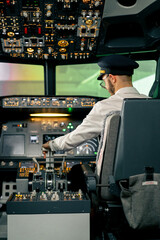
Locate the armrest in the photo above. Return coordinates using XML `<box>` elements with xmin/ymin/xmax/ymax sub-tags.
<box><xmin>81</xmin><ymin>164</ymin><xmax>96</xmax><ymax>192</ymax></box>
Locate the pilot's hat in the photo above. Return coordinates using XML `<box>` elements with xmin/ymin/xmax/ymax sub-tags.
<box><xmin>97</xmin><ymin>55</ymin><xmax>139</xmax><ymax>80</ymax></box>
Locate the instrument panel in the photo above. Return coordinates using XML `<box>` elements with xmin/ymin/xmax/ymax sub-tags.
<box><xmin>0</xmin><ymin>0</ymin><xmax>104</xmax><ymax>61</ymax></box>
<box><xmin>2</xmin><ymin>96</ymin><xmax>96</xmax><ymax>108</ymax></box>
<box><xmin>0</xmin><ymin>95</ymin><xmax>99</xmax><ymax>172</ymax></box>
<box><xmin>0</xmin><ymin>118</ymin><xmax>98</xmax><ymax>158</ymax></box>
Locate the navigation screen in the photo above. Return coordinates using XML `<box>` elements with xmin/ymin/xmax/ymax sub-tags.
<box><xmin>2</xmin><ymin>134</ymin><xmax>25</xmax><ymax>156</ymax></box>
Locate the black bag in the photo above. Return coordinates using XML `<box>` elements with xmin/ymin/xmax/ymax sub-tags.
<box><xmin>119</xmin><ymin>173</ymin><xmax>160</xmax><ymax>229</ymax></box>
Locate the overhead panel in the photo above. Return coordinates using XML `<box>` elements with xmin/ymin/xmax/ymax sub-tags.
<box><xmin>0</xmin><ymin>0</ymin><xmax>104</xmax><ymax>62</ymax></box>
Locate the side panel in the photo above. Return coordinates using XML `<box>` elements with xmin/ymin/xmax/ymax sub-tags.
<box><xmin>8</xmin><ymin>213</ymin><xmax>90</xmax><ymax>240</ymax></box>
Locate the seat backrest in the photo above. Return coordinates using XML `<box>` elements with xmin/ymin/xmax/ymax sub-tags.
<box><xmin>97</xmin><ymin>98</ymin><xmax>160</xmax><ymax>200</ymax></box>
<box><xmin>96</xmin><ymin>98</ymin><xmax>160</xmax><ymax>230</ymax></box>
<box><xmin>114</xmin><ymin>98</ymin><xmax>160</xmax><ymax>181</ymax></box>
<box><xmin>96</xmin><ymin>111</ymin><xmax>120</xmax><ymax>200</ymax></box>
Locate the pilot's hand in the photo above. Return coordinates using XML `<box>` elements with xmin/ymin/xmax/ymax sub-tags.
<box><xmin>42</xmin><ymin>141</ymin><xmax>51</xmax><ymax>158</ymax></box>
<box><xmin>42</xmin><ymin>141</ymin><xmax>50</xmax><ymax>150</ymax></box>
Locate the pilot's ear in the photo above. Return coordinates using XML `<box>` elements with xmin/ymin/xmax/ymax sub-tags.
<box><xmin>109</xmin><ymin>74</ymin><xmax>116</xmax><ymax>83</ymax></box>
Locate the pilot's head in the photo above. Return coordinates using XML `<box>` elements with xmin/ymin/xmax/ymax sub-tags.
<box><xmin>97</xmin><ymin>55</ymin><xmax>139</xmax><ymax>95</ymax></box>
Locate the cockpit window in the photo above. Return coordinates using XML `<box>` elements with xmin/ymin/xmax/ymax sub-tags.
<box><xmin>133</xmin><ymin>60</ymin><xmax>156</xmax><ymax>96</ymax></box>
<box><xmin>56</xmin><ymin>60</ymin><xmax>156</xmax><ymax>97</ymax></box>
<box><xmin>0</xmin><ymin>63</ymin><xmax>44</xmax><ymax>96</ymax></box>
<box><xmin>56</xmin><ymin>63</ymin><xmax>110</xmax><ymax>98</ymax></box>
<box><xmin>0</xmin><ymin>60</ymin><xmax>156</xmax><ymax>97</ymax></box>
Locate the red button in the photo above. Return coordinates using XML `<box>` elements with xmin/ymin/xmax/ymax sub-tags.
<box><xmin>24</xmin><ymin>27</ymin><xmax>28</xmax><ymax>34</ymax></box>
<box><xmin>38</xmin><ymin>27</ymin><xmax>41</xmax><ymax>35</ymax></box>
<box><xmin>6</xmin><ymin>0</ymin><xmax>10</xmax><ymax>5</ymax></box>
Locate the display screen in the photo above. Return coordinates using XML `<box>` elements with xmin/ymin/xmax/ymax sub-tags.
<box><xmin>56</xmin><ymin>60</ymin><xmax>156</xmax><ymax>97</ymax></box>
<box><xmin>20</xmin><ymin>161</ymin><xmax>35</xmax><ymax>169</ymax></box>
<box><xmin>0</xmin><ymin>63</ymin><xmax>44</xmax><ymax>96</ymax></box>
<box><xmin>2</xmin><ymin>134</ymin><xmax>25</xmax><ymax>156</ymax></box>
<box><xmin>43</xmin><ymin>134</ymin><xmax>62</xmax><ymax>143</ymax></box>
<box><xmin>30</xmin><ymin>135</ymin><xmax>39</xmax><ymax>144</ymax></box>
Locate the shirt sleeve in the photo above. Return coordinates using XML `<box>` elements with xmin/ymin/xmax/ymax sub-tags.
<box><xmin>49</xmin><ymin>101</ymin><xmax>104</xmax><ymax>152</ymax></box>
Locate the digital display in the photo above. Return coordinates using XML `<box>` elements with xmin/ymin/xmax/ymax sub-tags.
<box><xmin>20</xmin><ymin>161</ymin><xmax>35</xmax><ymax>169</ymax></box>
<box><xmin>30</xmin><ymin>135</ymin><xmax>39</xmax><ymax>144</ymax></box>
<box><xmin>76</xmin><ymin>138</ymin><xmax>98</xmax><ymax>156</ymax></box>
<box><xmin>43</xmin><ymin>134</ymin><xmax>62</xmax><ymax>143</ymax></box>
<box><xmin>2</xmin><ymin>134</ymin><xmax>25</xmax><ymax>156</ymax></box>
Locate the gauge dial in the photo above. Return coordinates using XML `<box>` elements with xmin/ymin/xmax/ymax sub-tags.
<box><xmin>76</xmin><ymin>138</ymin><xmax>98</xmax><ymax>156</ymax></box>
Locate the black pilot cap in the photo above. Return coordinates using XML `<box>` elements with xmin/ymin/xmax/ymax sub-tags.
<box><xmin>97</xmin><ymin>55</ymin><xmax>139</xmax><ymax>80</ymax></box>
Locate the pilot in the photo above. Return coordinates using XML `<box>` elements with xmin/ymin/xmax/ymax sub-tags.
<box><xmin>42</xmin><ymin>54</ymin><xmax>148</xmax><ymax>153</ymax></box>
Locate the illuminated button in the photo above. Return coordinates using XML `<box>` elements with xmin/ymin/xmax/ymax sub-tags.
<box><xmin>59</xmin><ymin>48</ymin><xmax>66</xmax><ymax>53</ymax></box>
<box><xmin>67</xmin><ymin>123</ymin><xmax>74</xmax><ymax>130</ymax></box>
<box><xmin>9</xmin><ymin>161</ymin><xmax>14</xmax><ymax>166</ymax></box>
<box><xmin>53</xmin><ymin>122</ymin><xmax>58</xmax><ymax>128</ymax></box>
<box><xmin>82</xmin><ymin>0</ymin><xmax>90</xmax><ymax>3</ymax></box>
<box><xmin>38</xmin><ymin>27</ymin><xmax>41</xmax><ymax>34</ymax></box>
<box><xmin>48</xmin><ymin>47</ymin><xmax>52</xmax><ymax>54</ymax></box>
<box><xmin>86</xmin><ymin>19</ymin><xmax>93</xmax><ymax>25</ymax></box>
<box><xmin>23</xmin><ymin>11</ymin><xmax>28</xmax><ymax>18</ymax></box>
<box><xmin>6</xmin><ymin>0</ymin><xmax>10</xmax><ymax>5</ymax></box>
<box><xmin>58</xmin><ymin>40</ymin><xmax>69</xmax><ymax>47</ymax></box>
<box><xmin>27</xmin><ymin>48</ymin><xmax>34</xmax><ymax>53</ymax></box>
<box><xmin>7</xmin><ymin>32</ymin><xmax>14</xmax><ymax>37</ymax></box>
<box><xmin>46</xmin><ymin>4</ymin><xmax>52</xmax><ymax>10</ymax></box>
<box><xmin>46</xmin><ymin>11</ymin><xmax>52</xmax><ymax>17</ymax></box>
<box><xmin>24</xmin><ymin>27</ymin><xmax>28</xmax><ymax>34</ymax></box>
<box><xmin>1</xmin><ymin>161</ymin><xmax>6</xmax><ymax>166</ymax></box>
<box><xmin>60</xmin><ymin>122</ymin><xmax>65</xmax><ymax>127</ymax></box>
<box><xmin>2</xmin><ymin>125</ymin><xmax>7</xmax><ymax>131</ymax></box>
<box><xmin>36</xmin><ymin>11</ymin><xmax>40</xmax><ymax>18</ymax></box>
<box><xmin>68</xmin><ymin>107</ymin><xmax>73</xmax><ymax>113</ymax></box>
<box><xmin>2</xmin><ymin>28</ymin><xmax>6</xmax><ymax>35</ymax></box>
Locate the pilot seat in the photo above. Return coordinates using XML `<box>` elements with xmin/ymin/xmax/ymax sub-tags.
<box><xmin>80</xmin><ymin>98</ymin><xmax>160</xmax><ymax>240</ymax></box>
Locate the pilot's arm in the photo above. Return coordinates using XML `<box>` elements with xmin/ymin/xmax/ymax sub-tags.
<box><xmin>42</xmin><ymin>101</ymin><xmax>106</xmax><ymax>152</ymax></box>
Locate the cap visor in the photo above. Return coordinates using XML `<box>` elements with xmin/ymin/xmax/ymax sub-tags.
<box><xmin>97</xmin><ymin>74</ymin><xmax>104</xmax><ymax>80</ymax></box>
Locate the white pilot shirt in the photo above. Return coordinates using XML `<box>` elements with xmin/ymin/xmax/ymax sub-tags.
<box><xmin>49</xmin><ymin>87</ymin><xmax>148</xmax><ymax>152</ymax></box>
